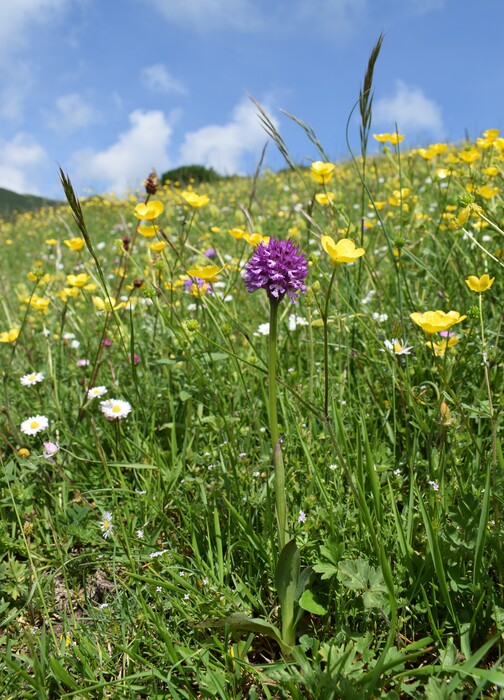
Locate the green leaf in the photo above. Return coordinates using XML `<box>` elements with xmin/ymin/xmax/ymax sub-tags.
<box><xmin>337</xmin><ymin>558</ymin><xmax>370</xmax><ymax>591</ymax></box>
<box><xmin>312</xmin><ymin>561</ymin><xmax>339</xmax><ymax>580</ymax></box>
<box><xmin>299</xmin><ymin>588</ymin><xmax>328</xmax><ymax>616</ymax></box>
<box><xmin>197</xmin><ymin>613</ymin><xmax>291</xmax><ymax>655</ymax></box>
<box><xmin>275</xmin><ymin>539</ymin><xmax>301</xmax><ymax>649</ymax></box>
<box><xmin>275</xmin><ymin>539</ymin><xmax>300</xmax><ymax>610</ymax></box>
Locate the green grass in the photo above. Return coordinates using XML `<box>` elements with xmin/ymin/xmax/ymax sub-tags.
<box><xmin>0</xmin><ymin>187</ymin><xmax>62</xmax><ymax>218</ymax></box>
<box><xmin>0</xmin><ymin>113</ymin><xmax>502</xmax><ymax>697</ymax></box>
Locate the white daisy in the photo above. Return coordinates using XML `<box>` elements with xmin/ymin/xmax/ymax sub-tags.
<box><xmin>20</xmin><ymin>372</ymin><xmax>44</xmax><ymax>386</ymax></box>
<box><xmin>87</xmin><ymin>386</ymin><xmax>107</xmax><ymax>400</ymax></box>
<box><xmin>20</xmin><ymin>415</ymin><xmax>49</xmax><ymax>436</ymax></box>
<box><xmin>100</xmin><ymin>398</ymin><xmax>132</xmax><ymax>420</ymax></box>
<box><xmin>99</xmin><ymin>511</ymin><xmax>114</xmax><ymax>539</ymax></box>
<box><xmin>383</xmin><ymin>338</ymin><xmax>413</xmax><ymax>356</ymax></box>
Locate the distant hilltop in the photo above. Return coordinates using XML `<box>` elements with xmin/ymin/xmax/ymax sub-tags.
<box><xmin>0</xmin><ymin>187</ymin><xmax>62</xmax><ymax>218</ymax></box>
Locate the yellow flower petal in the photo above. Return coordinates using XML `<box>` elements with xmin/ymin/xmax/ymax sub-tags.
<box><xmin>321</xmin><ymin>236</ymin><xmax>365</xmax><ymax>264</ymax></box>
<box><xmin>465</xmin><ymin>274</ymin><xmax>495</xmax><ymax>293</ymax></box>
<box><xmin>410</xmin><ymin>310</ymin><xmax>466</xmax><ymax>334</ymax></box>
<box><xmin>186</xmin><ymin>264</ymin><xmax>221</xmax><ymax>282</ymax></box>
<box><xmin>134</xmin><ymin>200</ymin><xmax>164</xmax><ymax>220</ymax></box>
<box><xmin>310</xmin><ymin>161</ymin><xmax>336</xmax><ymax>185</ymax></box>
<box><xmin>63</xmin><ymin>238</ymin><xmax>86</xmax><ymax>251</ymax></box>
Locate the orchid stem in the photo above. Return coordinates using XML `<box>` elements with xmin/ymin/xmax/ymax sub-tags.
<box><xmin>269</xmin><ymin>300</ymin><xmax>288</xmax><ymax>549</ymax></box>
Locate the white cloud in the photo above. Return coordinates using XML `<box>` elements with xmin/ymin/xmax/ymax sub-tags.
<box><xmin>374</xmin><ymin>81</ymin><xmax>444</xmax><ymax>136</ymax></box>
<box><xmin>292</xmin><ymin>0</ymin><xmax>366</xmax><ymax>39</ymax></box>
<box><xmin>147</xmin><ymin>0</ymin><xmax>365</xmax><ymax>38</ymax></box>
<box><xmin>0</xmin><ymin>133</ymin><xmax>48</xmax><ymax>194</ymax></box>
<box><xmin>147</xmin><ymin>0</ymin><xmax>264</xmax><ymax>32</ymax></box>
<box><xmin>178</xmin><ymin>98</ymin><xmax>276</xmax><ymax>175</ymax></box>
<box><xmin>0</xmin><ymin>0</ymin><xmax>69</xmax><ymax>66</ymax></box>
<box><xmin>73</xmin><ymin>110</ymin><xmax>173</xmax><ymax>194</ymax></box>
<box><xmin>47</xmin><ymin>93</ymin><xmax>101</xmax><ymax>132</ymax></box>
<box><xmin>141</xmin><ymin>64</ymin><xmax>188</xmax><ymax>95</ymax></box>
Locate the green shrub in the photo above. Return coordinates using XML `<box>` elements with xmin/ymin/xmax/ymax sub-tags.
<box><xmin>161</xmin><ymin>164</ymin><xmax>222</xmax><ymax>186</ymax></box>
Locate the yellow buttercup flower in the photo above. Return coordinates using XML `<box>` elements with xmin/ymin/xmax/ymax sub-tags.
<box><xmin>228</xmin><ymin>227</ymin><xmax>247</xmax><ymax>239</ymax></box>
<box><xmin>66</xmin><ymin>273</ymin><xmax>91</xmax><ymax>287</ymax></box>
<box><xmin>181</xmin><ymin>191</ymin><xmax>210</xmax><ymax>208</ymax></box>
<box><xmin>373</xmin><ymin>133</ymin><xmax>405</xmax><ymax>145</ymax></box>
<box><xmin>134</xmin><ymin>200</ymin><xmax>164</xmax><ymax>220</ymax></box>
<box><xmin>310</xmin><ymin>161</ymin><xmax>336</xmax><ymax>185</ymax></box>
<box><xmin>58</xmin><ymin>287</ymin><xmax>80</xmax><ymax>301</ymax></box>
<box><xmin>427</xmin><ymin>335</ymin><xmax>459</xmax><ymax>356</ymax></box>
<box><xmin>242</xmin><ymin>232</ymin><xmax>270</xmax><ymax>248</ymax></box>
<box><xmin>315</xmin><ymin>192</ymin><xmax>335</xmax><ymax>206</ymax></box>
<box><xmin>138</xmin><ymin>224</ymin><xmax>159</xmax><ymax>238</ymax></box>
<box><xmin>458</xmin><ymin>148</ymin><xmax>480</xmax><ymax>164</ymax></box>
<box><xmin>457</xmin><ymin>202</ymin><xmax>483</xmax><ymax>226</ymax></box>
<box><xmin>63</xmin><ymin>238</ymin><xmax>86</xmax><ymax>251</ymax></box>
<box><xmin>92</xmin><ymin>296</ymin><xmax>125</xmax><ymax>312</ymax></box>
<box><xmin>0</xmin><ymin>328</ymin><xmax>20</xmax><ymax>343</ymax></box>
<box><xmin>186</xmin><ymin>264</ymin><xmax>221</xmax><ymax>283</ymax></box>
<box><xmin>476</xmin><ymin>184</ymin><xmax>499</xmax><ymax>200</ymax></box>
<box><xmin>26</xmin><ymin>296</ymin><xmax>50</xmax><ymax>312</ymax></box>
<box><xmin>148</xmin><ymin>241</ymin><xmax>167</xmax><ymax>252</ymax></box>
<box><xmin>410</xmin><ymin>310</ymin><xmax>466</xmax><ymax>335</ymax></box>
<box><xmin>45</xmin><ymin>238</ymin><xmax>58</xmax><ymax>245</ymax></box>
<box><xmin>465</xmin><ymin>274</ymin><xmax>495</xmax><ymax>293</ymax></box>
<box><xmin>321</xmin><ymin>236</ymin><xmax>365</xmax><ymax>264</ymax></box>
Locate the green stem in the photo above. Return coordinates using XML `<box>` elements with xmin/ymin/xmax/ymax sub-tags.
<box><xmin>269</xmin><ymin>301</ymin><xmax>280</xmax><ymax>448</ymax></box>
<box><xmin>322</xmin><ymin>266</ymin><xmax>338</xmax><ymax>421</ymax></box>
<box><xmin>268</xmin><ymin>300</ymin><xmax>288</xmax><ymax>549</ymax></box>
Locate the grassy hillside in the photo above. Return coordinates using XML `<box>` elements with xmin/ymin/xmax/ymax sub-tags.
<box><xmin>0</xmin><ymin>186</ymin><xmax>61</xmax><ymax>218</ymax></box>
<box><xmin>0</xmin><ymin>130</ymin><xmax>502</xmax><ymax>697</ymax></box>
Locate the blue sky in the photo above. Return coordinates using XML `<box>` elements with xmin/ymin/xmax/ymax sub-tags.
<box><xmin>1</xmin><ymin>0</ymin><xmax>504</xmax><ymax>198</ymax></box>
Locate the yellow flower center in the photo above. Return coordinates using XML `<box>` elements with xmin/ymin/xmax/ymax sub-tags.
<box><xmin>30</xmin><ymin>420</ymin><xmax>39</xmax><ymax>429</ymax></box>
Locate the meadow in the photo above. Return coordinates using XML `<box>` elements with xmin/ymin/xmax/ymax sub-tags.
<box><xmin>0</xmin><ymin>96</ymin><xmax>502</xmax><ymax>696</ymax></box>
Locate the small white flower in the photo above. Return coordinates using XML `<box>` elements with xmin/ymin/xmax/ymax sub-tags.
<box><xmin>150</xmin><ymin>550</ymin><xmax>164</xmax><ymax>559</ymax></box>
<box><xmin>184</xmin><ymin>593</ymin><xmax>190</xmax><ymax>600</ymax></box>
<box><xmin>428</xmin><ymin>480</ymin><xmax>440</xmax><ymax>491</ymax></box>
<box><xmin>383</xmin><ymin>338</ymin><xmax>413</xmax><ymax>356</ymax></box>
<box><xmin>98</xmin><ymin>603</ymin><xmax>109</xmax><ymax>609</ymax></box>
<box><xmin>329</xmin><ymin>463</ymin><xmax>338</xmax><ymax>471</ymax></box>
<box><xmin>70</xmin><ymin>339</ymin><xmax>81</xmax><ymax>349</ymax></box>
<box><xmin>20</xmin><ymin>415</ymin><xmax>49</xmax><ymax>436</ymax></box>
<box><xmin>255</xmin><ymin>322</ymin><xmax>270</xmax><ymax>336</ymax></box>
<box><xmin>100</xmin><ymin>398</ymin><xmax>132</xmax><ymax>420</ymax></box>
<box><xmin>288</xmin><ymin>314</ymin><xmax>309</xmax><ymax>331</ymax></box>
<box><xmin>361</xmin><ymin>290</ymin><xmax>376</xmax><ymax>305</ymax></box>
<box><xmin>372</xmin><ymin>312</ymin><xmax>388</xmax><ymax>323</ymax></box>
<box><xmin>298</xmin><ymin>510</ymin><xmax>307</xmax><ymax>523</ymax></box>
<box><xmin>87</xmin><ymin>386</ymin><xmax>107</xmax><ymax>400</ymax></box>
<box><xmin>156</xmin><ymin>586</ymin><xmax>162</xmax><ymax>592</ymax></box>
<box><xmin>394</xmin><ymin>468</ymin><xmax>402</xmax><ymax>477</ymax></box>
<box><xmin>20</xmin><ymin>372</ymin><xmax>44</xmax><ymax>386</ymax></box>
<box><xmin>99</xmin><ymin>511</ymin><xmax>113</xmax><ymax>539</ymax></box>
<box><xmin>136</xmin><ymin>528</ymin><xmax>144</xmax><ymax>539</ymax></box>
